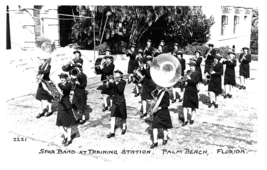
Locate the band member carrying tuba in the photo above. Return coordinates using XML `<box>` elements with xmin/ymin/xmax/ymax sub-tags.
<box><xmin>56</xmin><ymin>73</ymin><xmax>77</xmax><ymax>147</ymax></box>
<box><xmin>239</xmin><ymin>47</ymin><xmax>251</xmax><ymax>90</ymax></box>
<box><xmin>150</xmin><ymin>85</ymin><xmax>173</xmax><ymax>149</ymax></box>
<box><xmin>106</xmin><ymin>70</ymin><xmax>127</xmax><ymax>138</ymax></box>
<box><xmin>70</xmin><ymin>63</ymin><xmax>88</xmax><ymax>124</ymax></box>
<box><xmin>140</xmin><ymin>55</ymin><xmax>157</xmax><ymax>119</ymax></box>
<box><xmin>36</xmin><ymin>55</ymin><xmax>54</xmax><ymax>119</ymax></box>
<box><xmin>221</xmin><ymin>51</ymin><xmax>237</xmax><ymax>98</ymax></box>
<box><xmin>99</xmin><ymin>48</ymin><xmax>115</xmax><ymax>111</ymax></box>
<box><xmin>181</xmin><ymin>61</ymin><xmax>201</xmax><ymax>126</ymax></box>
<box><xmin>208</xmin><ymin>54</ymin><xmax>223</xmax><ymax>108</ymax></box>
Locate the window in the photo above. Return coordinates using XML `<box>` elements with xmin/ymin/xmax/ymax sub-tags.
<box><xmin>221</xmin><ymin>15</ymin><xmax>228</xmax><ymax>36</ymax></box>
<box><xmin>233</xmin><ymin>15</ymin><xmax>239</xmax><ymax>34</ymax></box>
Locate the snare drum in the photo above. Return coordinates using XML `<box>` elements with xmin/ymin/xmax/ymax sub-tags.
<box><xmin>133</xmin><ymin>69</ymin><xmax>145</xmax><ymax>83</ymax></box>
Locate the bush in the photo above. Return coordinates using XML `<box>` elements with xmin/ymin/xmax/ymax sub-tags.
<box><xmin>183</xmin><ymin>44</ymin><xmax>209</xmax><ymax>56</ymax></box>
<box><xmin>95</xmin><ymin>42</ymin><xmax>110</xmax><ymax>55</ymax></box>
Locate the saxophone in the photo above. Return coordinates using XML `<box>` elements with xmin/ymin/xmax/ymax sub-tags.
<box><xmin>177</xmin><ymin>69</ymin><xmax>194</xmax><ymax>87</ymax></box>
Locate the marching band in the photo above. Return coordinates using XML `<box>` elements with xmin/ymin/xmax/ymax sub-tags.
<box><xmin>35</xmin><ymin>38</ymin><xmax>253</xmax><ymax>148</ymax></box>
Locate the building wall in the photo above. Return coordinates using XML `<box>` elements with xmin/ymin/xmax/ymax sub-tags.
<box><xmin>8</xmin><ymin>5</ymin><xmax>59</xmax><ymax>50</ymax></box>
<box><xmin>202</xmin><ymin>6</ymin><xmax>253</xmax><ymax>52</ymax></box>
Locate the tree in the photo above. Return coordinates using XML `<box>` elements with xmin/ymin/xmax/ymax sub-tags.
<box><xmin>250</xmin><ymin>8</ymin><xmax>258</xmax><ymax>55</ymax></box>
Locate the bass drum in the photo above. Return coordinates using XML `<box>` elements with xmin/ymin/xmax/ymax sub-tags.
<box><xmin>94</xmin><ymin>57</ymin><xmax>103</xmax><ymax>75</ymax></box>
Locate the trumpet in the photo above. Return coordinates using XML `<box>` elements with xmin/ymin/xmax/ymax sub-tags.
<box><xmin>206</xmin><ymin>61</ymin><xmax>216</xmax><ymax>81</ymax></box>
<box><xmin>177</xmin><ymin>69</ymin><xmax>193</xmax><ymax>87</ymax></box>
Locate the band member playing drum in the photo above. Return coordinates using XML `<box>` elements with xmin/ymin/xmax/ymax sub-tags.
<box><xmin>71</xmin><ymin>63</ymin><xmax>88</xmax><ymax>124</ymax></box>
<box><xmin>208</xmin><ymin>54</ymin><xmax>223</xmax><ymax>108</ymax></box>
<box><xmin>56</xmin><ymin>73</ymin><xmax>77</xmax><ymax>147</ymax></box>
<box><xmin>73</xmin><ymin>50</ymin><xmax>83</xmax><ymax>66</ymax></box>
<box><xmin>159</xmin><ymin>40</ymin><xmax>168</xmax><ymax>53</ymax></box>
<box><xmin>150</xmin><ymin>86</ymin><xmax>173</xmax><ymax>149</ymax></box>
<box><xmin>181</xmin><ymin>61</ymin><xmax>201</xmax><ymax>126</ymax></box>
<box><xmin>204</xmin><ymin>43</ymin><xmax>216</xmax><ymax>84</ymax></box>
<box><xmin>172</xmin><ymin>51</ymin><xmax>185</xmax><ymax>103</ymax></box>
<box><xmin>36</xmin><ymin>55</ymin><xmax>53</xmax><ymax>118</ymax></box>
<box><xmin>239</xmin><ymin>47</ymin><xmax>251</xmax><ymax>90</ymax></box>
<box><xmin>140</xmin><ymin>55</ymin><xmax>157</xmax><ymax>119</ymax></box>
<box><xmin>144</xmin><ymin>39</ymin><xmax>154</xmax><ymax>57</ymax></box>
<box><xmin>99</xmin><ymin>49</ymin><xmax>115</xmax><ymax>111</ymax></box>
<box><xmin>106</xmin><ymin>70</ymin><xmax>127</xmax><ymax>138</ymax></box>
<box><xmin>126</xmin><ymin>44</ymin><xmax>138</xmax><ymax>84</ymax></box>
<box><xmin>221</xmin><ymin>52</ymin><xmax>237</xmax><ymax>98</ymax></box>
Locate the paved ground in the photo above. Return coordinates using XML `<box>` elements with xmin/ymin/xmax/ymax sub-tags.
<box><xmin>5</xmin><ymin>61</ymin><xmax>258</xmax><ymax>162</ymax></box>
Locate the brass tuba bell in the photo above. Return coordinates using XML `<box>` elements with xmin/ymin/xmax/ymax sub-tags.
<box><xmin>150</xmin><ymin>54</ymin><xmax>182</xmax><ymax>88</ymax></box>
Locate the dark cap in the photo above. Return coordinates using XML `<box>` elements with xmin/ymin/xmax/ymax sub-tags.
<box><xmin>73</xmin><ymin>50</ymin><xmax>81</xmax><ymax>56</ymax></box>
<box><xmin>104</xmin><ymin>55</ymin><xmax>113</xmax><ymax>59</ymax></box>
<box><xmin>242</xmin><ymin>47</ymin><xmax>249</xmax><ymax>51</ymax></box>
<box><xmin>138</xmin><ymin>49</ymin><xmax>143</xmax><ymax>53</ymax></box>
<box><xmin>160</xmin><ymin>40</ymin><xmax>165</xmax><ymax>43</ymax></box>
<box><xmin>114</xmin><ymin>70</ymin><xmax>123</xmax><ymax>75</ymax></box>
<box><xmin>214</xmin><ymin>54</ymin><xmax>222</xmax><ymax>59</ymax></box>
<box><xmin>147</xmin><ymin>39</ymin><xmax>152</xmax><ymax>42</ymax></box>
<box><xmin>105</xmin><ymin>48</ymin><xmax>111</xmax><ymax>52</ymax></box>
<box><xmin>58</xmin><ymin>73</ymin><xmax>68</xmax><ymax>78</ymax></box>
<box><xmin>145</xmin><ymin>55</ymin><xmax>153</xmax><ymax>61</ymax></box>
<box><xmin>174</xmin><ymin>43</ymin><xmax>179</xmax><ymax>46</ymax></box>
<box><xmin>158</xmin><ymin>45</ymin><xmax>163</xmax><ymax>48</ymax></box>
<box><xmin>130</xmin><ymin>44</ymin><xmax>136</xmax><ymax>48</ymax></box>
<box><xmin>188</xmin><ymin>61</ymin><xmax>197</xmax><ymax>66</ymax></box>
<box><xmin>228</xmin><ymin>51</ymin><xmax>236</xmax><ymax>56</ymax></box>
<box><xmin>195</xmin><ymin>50</ymin><xmax>202</xmax><ymax>55</ymax></box>
<box><xmin>208</xmin><ymin>43</ymin><xmax>214</xmax><ymax>47</ymax></box>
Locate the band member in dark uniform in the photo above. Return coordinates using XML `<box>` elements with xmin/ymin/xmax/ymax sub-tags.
<box><xmin>73</xmin><ymin>50</ymin><xmax>83</xmax><ymax>66</ymax></box>
<box><xmin>71</xmin><ymin>63</ymin><xmax>87</xmax><ymax>124</ymax></box>
<box><xmin>144</xmin><ymin>39</ymin><xmax>154</xmax><ymax>57</ymax></box>
<box><xmin>208</xmin><ymin>54</ymin><xmax>223</xmax><ymax>108</ymax></box>
<box><xmin>132</xmin><ymin>49</ymin><xmax>145</xmax><ymax>97</ymax></box>
<box><xmin>106</xmin><ymin>70</ymin><xmax>127</xmax><ymax>138</ymax></box>
<box><xmin>204</xmin><ymin>43</ymin><xmax>216</xmax><ymax>83</ymax></box>
<box><xmin>171</xmin><ymin>43</ymin><xmax>179</xmax><ymax>55</ymax></box>
<box><xmin>172</xmin><ymin>51</ymin><xmax>185</xmax><ymax>103</ymax></box>
<box><xmin>140</xmin><ymin>55</ymin><xmax>157</xmax><ymax>118</ymax></box>
<box><xmin>153</xmin><ymin>45</ymin><xmax>163</xmax><ymax>57</ymax></box>
<box><xmin>221</xmin><ymin>52</ymin><xmax>237</xmax><ymax>98</ymax></box>
<box><xmin>126</xmin><ymin>44</ymin><xmax>138</xmax><ymax>84</ymax></box>
<box><xmin>150</xmin><ymin>86</ymin><xmax>173</xmax><ymax>149</ymax></box>
<box><xmin>99</xmin><ymin>50</ymin><xmax>115</xmax><ymax>111</ymax></box>
<box><xmin>159</xmin><ymin>40</ymin><xmax>168</xmax><ymax>53</ymax></box>
<box><xmin>36</xmin><ymin>55</ymin><xmax>53</xmax><ymax>119</ymax></box>
<box><xmin>239</xmin><ymin>47</ymin><xmax>251</xmax><ymax>90</ymax></box>
<box><xmin>56</xmin><ymin>73</ymin><xmax>76</xmax><ymax>147</ymax></box>
<box><xmin>181</xmin><ymin>61</ymin><xmax>201</xmax><ymax>126</ymax></box>
<box><xmin>190</xmin><ymin>50</ymin><xmax>203</xmax><ymax>94</ymax></box>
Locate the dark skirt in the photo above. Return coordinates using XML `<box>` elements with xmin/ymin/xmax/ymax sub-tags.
<box><xmin>36</xmin><ymin>84</ymin><xmax>53</xmax><ymax>102</ymax></box>
<box><xmin>128</xmin><ymin>60</ymin><xmax>138</xmax><ymax>74</ymax></box>
<box><xmin>111</xmin><ymin>102</ymin><xmax>127</xmax><ymax>119</ymax></box>
<box><xmin>72</xmin><ymin>88</ymin><xmax>87</xmax><ymax>111</ymax></box>
<box><xmin>152</xmin><ymin>108</ymin><xmax>173</xmax><ymax>129</ymax></box>
<box><xmin>196</xmin><ymin>67</ymin><xmax>203</xmax><ymax>82</ymax></box>
<box><xmin>56</xmin><ymin>100</ymin><xmax>76</xmax><ymax>127</ymax></box>
<box><xmin>182</xmin><ymin>91</ymin><xmax>199</xmax><ymax>109</ymax></box>
<box><xmin>224</xmin><ymin>75</ymin><xmax>236</xmax><ymax>85</ymax></box>
<box><xmin>239</xmin><ymin>66</ymin><xmax>250</xmax><ymax>78</ymax></box>
<box><xmin>208</xmin><ymin>80</ymin><xmax>222</xmax><ymax>95</ymax></box>
<box><xmin>204</xmin><ymin>63</ymin><xmax>211</xmax><ymax>73</ymax></box>
<box><xmin>141</xmin><ymin>85</ymin><xmax>155</xmax><ymax>100</ymax></box>
<box><xmin>101</xmin><ymin>83</ymin><xmax>114</xmax><ymax>96</ymax></box>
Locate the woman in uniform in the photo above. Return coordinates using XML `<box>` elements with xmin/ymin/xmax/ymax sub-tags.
<box><xmin>140</xmin><ymin>55</ymin><xmax>157</xmax><ymax>119</ymax></box>
<box><xmin>239</xmin><ymin>47</ymin><xmax>252</xmax><ymax>90</ymax></box>
<box><xmin>208</xmin><ymin>54</ymin><xmax>223</xmax><ymax>108</ymax></box>
<box><xmin>150</xmin><ymin>86</ymin><xmax>173</xmax><ymax>149</ymax></box>
<box><xmin>181</xmin><ymin>61</ymin><xmax>201</xmax><ymax>126</ymax></box>
<box><xmin>56</xmin><ymin>73</ymin><xmax>77</xmax><ymax>147</ymax></box>
<box><xmin>221</xmin><ymin>52</ymin><xmax>237</xmax><ymax>98</ymax></box>
<box><xmin>126</xmin><ymin>44</ymin><xmax>138</xmax><ymax>83</ymax></box>
<box><xmin>36</xmin><ymin>55</ymin><xmax>53</xmax><ymax>119</ymax></box>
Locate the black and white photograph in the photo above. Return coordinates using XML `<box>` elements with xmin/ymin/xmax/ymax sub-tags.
<box><xmin>4</xmin><ymin>1</ymin><xmax>264</xmax><ymax>167</ymax></box>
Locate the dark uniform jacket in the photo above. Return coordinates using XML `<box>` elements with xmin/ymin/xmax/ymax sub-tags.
<box><xmin>162</xmin><ymin>46</ymin><xmax>168</xmax><ymax>53</ymax></box>
<box><xmin>185</xmin><ymin>71</ymin><xmax>201</xmax><ymax>93</ymax></box>
<box><xmin>157</xmin><ymin>90</ymin><xmax>170</xmax><ymax>109</ymax></box>
<box><xmin>204</xmin><ymin>49</ymin><xmax>216</xmax><ymax>73</ymax></box>
<box><xmin>210</xmin><ymin>63</ymin><xmax>223</xmax><ymax>83</ymax></box>
<box><xmin>141</xmin><ymin>67</ymin><xmax>156</xmax><ymax>87</ymax></box>
<box><xmin>144</xmin><ymin>46</ymin><xmax>154</xmax><ymax>56</ymax></box>
<box><xmin>38</xmin><ymin>63</ymin><xmax>51</xmax><ymax>81</ymax></box>
<box><xmin>222</xmin><ymin>59</ymin><xmax>237</xmax><ymax>76</ymax></box>
<box><xmin>109</xmin><ymin>80</ymin><xmax>126</xmax><ymax>104</ymax></box>
<box><xmin>74</xmin><ymin>57</ymin><xmax>84</xmax><ymax>66</ymax></box>
<box><xmin>178</xmin><ymin>58</ymin><xmax>186</xmax><ymax>76</ymax></box>
<box><xmin>239</xmin><ymin>53</ymin><xmax>251</xmax><ymax>68</ymax></box>
<box><xmin>126</xmin><ymin>51</ymin><xmax>139</xmax><ymax>73</ymax></box>
<box><xmin>99</xmin><ymin>63</ymin><xmax>115</xmax><ymax>81</ymax></box>
<box><xmin>58</xmin><ymin>82</ymin><xmax>72</xmax><ymax>110</ymax></box>
<box><xmin>72</xmin><ymin>72</ymin><xmax>87</xmax><ymax>110</ymax></box>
